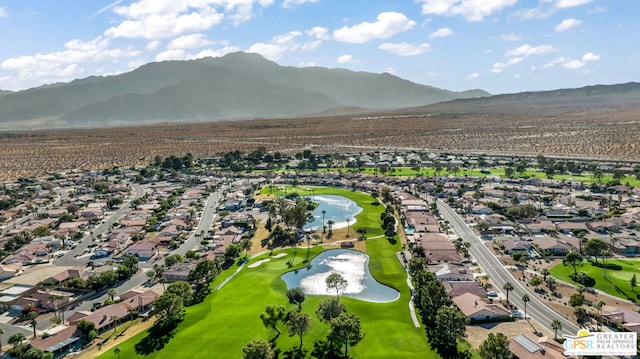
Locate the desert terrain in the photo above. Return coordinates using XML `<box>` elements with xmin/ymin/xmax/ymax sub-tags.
<box><xmin>0</xmin><ymin>104</ymin><xmax>639</xmax><ymax>182</ymax></box>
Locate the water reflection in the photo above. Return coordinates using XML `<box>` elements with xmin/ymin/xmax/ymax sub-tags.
<box><xmin>281</xmin><ymin>249</ymin><xmax>400</xmax><ymax>303</ymax></box>
<box><xmin>303</xmin><ymin>195</ymin><xmax>362</xmax><ymax>230</ymax></box>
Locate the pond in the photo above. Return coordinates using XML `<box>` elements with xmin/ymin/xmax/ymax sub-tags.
<box><xmin>280</xmin><ymin>249</ymin><xmax>400</xmax><ymax>303</ymax></box>
<box><xmin>303</xmin><ymin>195</ymin><xmax>363</xmax><ymax>230</ymax></box>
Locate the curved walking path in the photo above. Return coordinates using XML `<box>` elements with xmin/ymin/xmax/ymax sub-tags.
<box><xmin>216</xmin><ymin>261</ymin><xmax>247</xmax><ymax>290</ymax></box>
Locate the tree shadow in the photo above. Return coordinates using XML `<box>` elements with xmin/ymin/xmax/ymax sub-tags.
<box><xmin>134</xmin><ymin>321</ymin><xmax>179</xmax><ymax>355</ymax></box>
<box><xmin>283</xmin><ymin>346</ymin><xmax>308</xmax><ymax>359</ymax></box>
<box><xmin>387</xmin><ymin>237</ymin><xmax>397</xmax><ymax>245</ymax></box>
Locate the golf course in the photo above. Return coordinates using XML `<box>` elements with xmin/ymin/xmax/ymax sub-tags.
<box><xmin>551</xmin><ymin>257</ymin><xmax>640</xmax><ymax>302</ymax></box>
<box><xmin>97</xmin><ymin>187</ymin><xmax>437</xmax><ymax>358</ymax></box>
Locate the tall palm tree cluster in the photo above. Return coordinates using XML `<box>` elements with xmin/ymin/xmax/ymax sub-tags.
<box><xmin>265</xmin><ymin>196</ymin><xmax>315</xmax><ymax>248</ymax></box>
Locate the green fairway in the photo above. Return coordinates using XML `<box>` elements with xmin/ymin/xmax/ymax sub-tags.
<box><xmin>98</xmin><ymin>188</ymin><xmax>436</xmax><ymax>359</ymax></box>
<box><xmin>550</xmin><ymin>258</ymin><xmax>640</xmax><ymax>302</ymax></box>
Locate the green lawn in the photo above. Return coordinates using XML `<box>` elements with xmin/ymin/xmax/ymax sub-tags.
<box><xmin>550</xmin><ymin>258</ymin><xmax>640</xmax><ymax>302</ymax></box>
<box><xmin>99</xmin><ymin>188</ymin><xmax>436</xmax><ymax>359</ymax></box>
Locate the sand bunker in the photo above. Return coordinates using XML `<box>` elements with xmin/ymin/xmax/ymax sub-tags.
<box><xmin>248</xmin><ymin>258</ymin><xmax>271</xmax><ymax>268</ymax></box>
<box><xmin>272</xmin><ymin>253</ymin><xmax>287</xmax><ymax>259</ymax></box>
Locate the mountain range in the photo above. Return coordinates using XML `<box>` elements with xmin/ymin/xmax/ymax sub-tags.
<box><xmin>0</xmin><ymin>52</ymin><xmax>489</xmax><ymax>128</ymax></box>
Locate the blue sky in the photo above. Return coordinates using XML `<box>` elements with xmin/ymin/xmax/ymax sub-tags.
<box><xmin>0</xmin><ymin>0</ymin><xmax>637</xmax><ymax>94</ymax></box>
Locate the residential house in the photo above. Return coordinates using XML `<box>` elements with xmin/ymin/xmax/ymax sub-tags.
<box><xmin>535</xmin><ymin>236</ymin><xmax>570</xmax><ymax>256</ymax></box>
<box><xmin>603</xmin><ymin>307</ymin><xmax>640</xmax><ymax>334</ymax></box>
<box><xmin>587</xmin><ymin>220</ymin><xmax>619</xmax><ymax>234</ymax></box>
<box><xmin>119</xmin><ymin>289</ymin><xmax>159</xmax><ymax>315</ymax></box>
<box><xmin>69</xmin><ymin>303</ymin><xmax>131</xmax><ymax>333</ymax></box>
<box><xmin>430</xmin><ymin>263</ymin><xmax>473</xmax><ymax>281</ymax></box>
<box><xmin>509</xmin><ymin>335</ymin><xmax>566</xmax><ymax>359</ymax></box>
<box><xmin>0</xmin><ymin>263</ymin><xmax>22</xmax><ymax>281</ymax></box>
<box><xmin>46</xmin><ymin>267</ymin><xmax>86</xmax><ymax>285</ymax></box>
<box><xmin>555</xmin><ymin>221</ymin><xmax>588</xmax><ymax>234</ymax></box>
<box><xmin>452</xmin><ymin>292</ymin><xmax>511</xmax><ymax>322</ymax></box>
<box><xmin>124</xmin><ymin>241</ymin><xmax>156</xmax><ymax>261</ymax></box>
<box><xmin>163</xmin><ymin>263</ymin><xmax>196</xmax><ymax>282</ymax></box>
<box><xmin>443</xmin><ymin>281</ymin><xmax>487</xmax><ymax>298</ymax></box>
<box><xmin>501</xmin><ymin>238</ymin><xmax>531</xmax><ymax>255</ymax></box>
<box><xmin>30</xmin><ymin>325</ymin><xmax>82</xmax><ymax>358</ymax></box>
<box><xmin>472</xmin><ymin>204</ymin><xmax>493</xmax><ymax>215</ymax></box>
<box><xmin>526</xmin><ymin>220</ymin><xmax>556</xmax><ymax>235</ymax></box>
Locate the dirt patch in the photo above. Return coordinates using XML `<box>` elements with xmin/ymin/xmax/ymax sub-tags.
<box><xmin>466</xmin><ymin>320</ymin><xmax>555</xmax><ymax>349</ymax></box>
<box><xmin>1</xmin><ymin>106</ymin><xmax>639</xmax><ymax>182</ymax></box>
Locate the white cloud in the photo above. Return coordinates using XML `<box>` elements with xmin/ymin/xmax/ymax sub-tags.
<box><xmin>0</xmin><ymin>7</ymin><xmax>6</xmax><ymax>18</ymax></box>
<box><xmin>106</xmin><ymin>7</ymin><xmax>224</xmax><ymax>40</ymax></box>
<box><xmin>336</xmin><ymin>54</ymin><xmax>355</xmax><ymax>64</ymax></box>
<box><xmin>555</xmin><ymin>18</ymin><xmax>582</xmax><ymax>32</ymax></box>
<box><xmin>299</xmin><ymin>61</ymin><xmax>316</xmax><ymax>67</ymax></box>
<box><xmin>155</xmin><ymin>45</ymin><xmax>240</xmax><ymax>62</ymax></box>
<box><xmin>541</xmin><ymin>57</ymin><xmax>569</xmax><ymax>68</ymax></box>
<box><xmin>429</xmin><ymin>27</ymin><xmax>453</xmax><ymax>38</ymax></box>
<box><xmin>306</xmin><ymin>26</ymin><xmax>329</xmax><ymax>40</ymax></box>
<box><xmin>542</xmin><ymin>52</ymin><xmax>599</xmax><ymax>70</ymax></box>
<box><xmin>417</xmin><ymin>0</ymin><xmax>516</xmax><ymax>22</ymax></box>
<box><xmin>147</xmin><ymin>40</ymin><xmax>162</xmax><ymax>51</ymax></box>
<box><xmin>491</xmin><ymin>57</ymin><xmax>523</xmax><ymax>73</ymax></box>
<box><xmin>500</xmin><ymin>33</ymin><xmax>520</xmax><ymax>41</ymax></box>
<box><xmin>191</xmin><ymin>46</ymin><xmax>240</xmax><ymax>59</ymax></box>
<box><xmin>505</xmin><ymin>44</ymin><xmax>556</xmax><ymax>57</ymax></box>
<box><xmin>155</xmin><ymin>49</ymin><xmax>187</xmax><ymax>61</ymax></box>
<box><xmin>378</xmin><ymin>42</ymin><xmax>430</xmax><ymax>56</ymax></box>
<box><xmin>563</xmin><ymin>59</ymin><xmax>584</xmax><ymax>69</ymax></box>
<box><xmin>283</xmin><ymin>0</ymin><xmax>318</xmax><ymax>8</ymax></box>
<box><xmin>1</xmin><ymin>37</ymin><xmax>139</xmax><ymax>87</ymax></box>
<box><xmin>467</xmin><ymin>72</ymin><xmax>479</xmax><ymax>79</ymax></box>
<box><xmin>556</xmin><ymin>0</ymin><xmax>592</xmax><ymax>9</ymax></box>
<box><xmin>333</xmin><ymin>12</ymin><xmax>415</xmax><ymax>44</ymax></box>
<box><xmin>517</xmin><ymin>0</ymin><xmax>592</xmax><ymax>20</ymax></box>
<box><xmin>167</xmin><ymin>33</ymin><xmax>212</xmax><ymax>50</ymax></box>
<box><xmin>248</xmin><ymin>31</ymin><xmax>301</xmax><ymax>60</ymax></box>
<box><xmin>106</xmin><ymin>0</ymin><xmax>274</xmax><ymax>40</ymax></box>
<box><xmin>582</xmin><ymin>52</ymin><xmax>599</xmax><ymax>62</ymax></box>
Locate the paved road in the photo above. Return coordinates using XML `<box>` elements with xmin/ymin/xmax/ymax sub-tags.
<box><xmin>435</xmin><ymin>199</ymin><xmax>580</xmax><ymax>337</ymax></box>
<box><xmin>53</xmin><ymin>183</ymin><xmax>147</xmax><ymax>267</ymax></box>
<box><xmin>174</xmin><ymin>190</ymin><xmax>222</xmax><ymax>256</ymax></box>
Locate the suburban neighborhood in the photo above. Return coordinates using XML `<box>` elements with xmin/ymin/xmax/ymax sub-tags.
<box><xmin>0</xmin><ymin>149</ymin><xmax>638</xmax><ymax>358</ymax></box>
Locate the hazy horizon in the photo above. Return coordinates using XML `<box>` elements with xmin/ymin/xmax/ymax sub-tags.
<box><xmin>0</xmin><ymin>0</ymin><xmax>637</xmax><ymax>94</ymax></box>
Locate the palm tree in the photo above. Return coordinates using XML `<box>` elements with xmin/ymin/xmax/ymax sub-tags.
<box><xmin>114</xmin><ymin>346</ymin><xmax>122</xmax><ymax>359</ymax></box>
<box><xmin>108</xmin><ymin>288</ymin><xmax>117</xmax><ymax>301</ymax></box>
<box><xmin>522</xmin><ymin>294</ymin><xmax>530</xmax><ymax>318</ymax></box>
<box><xmin>345</xmin><ymin>217</ymin><xmax>351</xmax><ymax>236</ymax></box>
<box><xmin>327</xmin><ymin>220</ymin><xmax>335</xmax><ymax>234</ymax></box>
<box><xmin>321</xmin><ymin>210</ymin><xmax>326</xmax><ymax>233</ymax></box>
<box><xmin>595</xmin><ymin>300</ymin><xmax>605</xmax><ymax>331</ymax></box>
<box><xmin>503</xmin><ymin>282</ymin><xmax>514</xmax><ymax>305</ymax></box>
<box><xmin>551</xmin><ymin>319</ymin><xmax>562</xmax><ymax>340</ymax></box>
<box><xmin>540</xmin><ymin>268</ymin><xmax>550</xmax><ymax>281</ymax></box>
<box><xmin>28</xmin><ymin>310</ymin><xmax>38</xmax><ymax>338</ymax></box>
